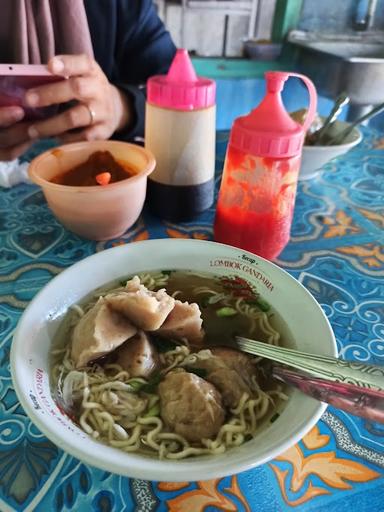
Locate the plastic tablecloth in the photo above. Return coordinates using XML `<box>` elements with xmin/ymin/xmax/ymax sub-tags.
<box><xmin>0</xmin><ymin>129</ymin><xmax>383</xmax><ymax>511</ymax></box>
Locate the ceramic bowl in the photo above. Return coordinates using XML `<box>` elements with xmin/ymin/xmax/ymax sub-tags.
<box><xmin>300</xmin><ymin>120</ymin><xmax>362</xmax><ymax>181</ymax></box>
<box><xmin>11</xmin><ymin>239</ymin><xmax>337</xmax><ymax>481</ymax></box>
<box><xmin>28</xmin><ymin>140</ymin><xmax>155</xmax><ymax>240</ymax></box>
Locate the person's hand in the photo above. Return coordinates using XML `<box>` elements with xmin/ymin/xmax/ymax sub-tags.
<box><xmin>25</xmin><ymin>54</ymin><xmax>131</xmax><ymax>144</ymax></box>
<box><xmin>0</xmin><ymin>107</ymin><xmax>33</xmax><ymax>161</ymax></box>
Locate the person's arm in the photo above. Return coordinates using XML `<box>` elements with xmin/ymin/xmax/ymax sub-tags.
<box><xmin>111</xmin><ymin>0</ymin><xmax>177</xmax><ymax>140</ymax></box>
<box><xmin>22</xmin><ymin>1</ymin><xmax>175</xmax><ymax>147</ymax></box>
<box><xmin>2</xmin><ymin>0</ymin><xmax>175</xmax><ymax>157</ymax></box>
<box><xmin>24</xmin><ymin>55</ymin><xmax>134</xmax><ymax>145</ymax></box>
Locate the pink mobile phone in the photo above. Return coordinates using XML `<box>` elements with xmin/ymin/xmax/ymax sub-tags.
<box><xmin>0</xmin><ymin>64</ymin><xmax>65</xmax><ymax>121</ymax></box>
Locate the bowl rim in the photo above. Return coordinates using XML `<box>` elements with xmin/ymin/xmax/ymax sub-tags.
<box><xmin>10</xmin><ymin>239</ymin><xmax>337</xmax><ymax>481</ymax></box>
<box><xmin>28</xmin><ymin>140</ymin><xmax>156</xmax><ymax>193</ymax></box>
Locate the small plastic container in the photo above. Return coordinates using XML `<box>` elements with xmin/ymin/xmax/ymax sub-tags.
<box><xmin>145</xmin><ymin>49</ymin><xmax>216</xmax><ymax>222</ymax></box>
<box><xmin>28</xmin><ymin>140</ymin><xmax>155</xmax><ymax>240</ymax></box>
<box><xmin>214</xmin><ymin>71</ymin><xmax>317</xmax><ymax>260</ymax></box>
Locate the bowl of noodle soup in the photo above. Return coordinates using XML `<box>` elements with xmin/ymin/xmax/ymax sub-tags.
<box><xmin>11</xmin><ymin>239</ymin><xmax>336</xmax><ymax>481</ymax></box>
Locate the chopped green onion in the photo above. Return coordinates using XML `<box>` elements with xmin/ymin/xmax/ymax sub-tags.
<box><xmin>246</xmin><ymin>298</ymin><xmax>271</xmax><ymax>312</ymax></box>
<box><xmin>216</xmin><ymin>307</ymin><xmax>238</xmax><ymax>317</ymax></box>
<box><xmin>270</xmin><ymin>413</ymin><xmax>280</xmax><ymax>423</ymax></box>
<box><xmin>144</xmin><ymin>403</ymin><xmax>160</xmax><ymax>417</ymax></box>
<box><xmin>208</xmin><ymin>293</ymin><xmax>227</xmax><ymax>305</ymax></box>
<box><xmin>147</xmin><ymin>395</ymin><xmax>159</xmax><ymax>409</ymax></box>
<box><xmin>161</xmin><ymin>270</ymin><xmax>173</xmax><ymax>276</ymax></box>
<box><xmin>141</xmin><ymin>372</ymin><xmax>162</xmax><ymax>393</ymax></box>
<box><xmin>127</xmin><ymin>379</ymin><xmax>144</xmax><ymax>392</ymax></box>
<box><xmin>256</xmin><ymin>298</ymin><xmax>271</xmax><ymax>312</ymax></box>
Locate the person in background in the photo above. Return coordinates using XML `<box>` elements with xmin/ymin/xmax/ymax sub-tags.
<box><xmin>0</xmin><ymin>0</ymin><xmax>176</xmax><ymax>161</ymax></box>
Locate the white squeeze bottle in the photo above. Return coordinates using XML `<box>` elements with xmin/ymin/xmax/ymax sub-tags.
<box><xmin>145</xmin><ymin>49</ymin><xmax>216</xmax><ymax>221</ymax></box>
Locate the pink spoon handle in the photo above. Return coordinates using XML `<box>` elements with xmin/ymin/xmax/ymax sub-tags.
<box><xmin>272</xmin><ymin>365</ymin><xmax>384</xmax><ymax>423</ymax></box>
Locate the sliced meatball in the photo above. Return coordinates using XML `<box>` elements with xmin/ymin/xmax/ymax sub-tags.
<box><xmin>156</xmin><ymin>300</ymin><xmax>204</xmax><ymax>344</ymax></box>
<box><xmin>159</xmin><ymin>371</ymin><xmax>225</xmax><ymax>442</ymax></box>
<box><xmin>210</xmin><ymin>347</ymin><xmax>257</xmax><ymax>388</ymax></box>
<box><xmin>188</xmin><ymin>354</ymin><xmax>252</xmax><ymax>408</ymax></box>
<box><xmin>105</xmin><ymin>276</ymin><xmax>175</xmax><ymax>331</ymax></box>
<box><xmin>71</xmin><ymin>297</ymin><xmax>137</xmax><ymax>368</ymax></box>
<box><xmin>114</xmin><ymin>331</ymin><xmax>159</xmax><ymax>378</ymax></box>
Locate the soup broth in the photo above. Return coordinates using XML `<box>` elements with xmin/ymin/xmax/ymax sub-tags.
<box><xmin>165</xmin><ymin>271</ymin><xmax>282</xmax><ymax>347</ymax></box>
<box><xmin>51</xmin><ymin>270</ymin><xmax>290</xmax><ymax>459</ymax></box>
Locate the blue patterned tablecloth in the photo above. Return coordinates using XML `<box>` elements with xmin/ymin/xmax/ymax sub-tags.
<box><xmin>0</xmin><ymin>130</ymin><xmax>383</xmax><ymax>512</ymax></box>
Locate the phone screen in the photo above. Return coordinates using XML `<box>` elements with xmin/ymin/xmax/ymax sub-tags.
<box><xmin>0</xmin><ymin>71</ymin><xmax>64</xmax><ymax>121</ymax></box>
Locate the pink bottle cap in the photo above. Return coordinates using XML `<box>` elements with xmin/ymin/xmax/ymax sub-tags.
<box><xmin>147</xmin><ymin>49</ymin><xmax>216</xmax><ymax>111</ymax></box>
<box><xmin>230</xmin><ymin>71</ymin><xmax>317</xmax><ymax>158</ymax></box>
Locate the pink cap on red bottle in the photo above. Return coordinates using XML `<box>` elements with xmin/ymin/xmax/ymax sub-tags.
<box><xmin>230</xmin><ymin>71</ymin><xmax>317</xmax><ymax>158</ymax></box>
<box><xmin>147</xmin><ymin>49</ymin><xmax>216</xmax><ymax>111</ymax></box>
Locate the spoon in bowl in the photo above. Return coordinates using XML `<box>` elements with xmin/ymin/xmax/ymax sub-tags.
<box><xmin>271</xmin><ymin>364</ymin><xmax>384</xmax><ymax>423</ymax></box>
<box><xmin>307</xmin><ymin>92</ymin><xmax>350</xmax><ymax>146</ymax></box>
<box><xmin>326</xmin><ymin>101</ymin><xmax>384</xmax><ymax>146</ymax></box>
<box><xmin>236</xmin><ymin>336</ymin><xmax>384</xmax><ymax>423</ymax></box>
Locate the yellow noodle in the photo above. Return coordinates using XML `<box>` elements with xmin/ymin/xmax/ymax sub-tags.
<box><xmin>156</xmin><ymin>432</ymin><xmax>190</xmax><ymax>446</ymax></box>
<box><xmin>79</xmin><ymin>409</ymin><xmax>94</xmax><ymax>435</ymax></box>
<box><xmin>53</xmin><ymin>274</ymin><xmax>287</xmax><ymax>460</ymax></box>
<box><xmin>231</xmin><ymin>392</ymin><xmax>249</xmax><ymax>415</ymax></box>
<box><xmin>140</xmin><ymin>418</ymin><xmax>163</xmax><ymax>450</ymax></box>
<box><xmin>161</xmin><ymin>345</ymin><xmax>190</xmax><ymax>372</ymax></box>
<box><xmin>138</xmin><ymin>272</ymin><xmax>169</xmax><ymax>290</ymax></box>
<box><xmin>56</xmin><ymin>355</ymin><xmax>283</xmax><ymax>459</ymax></box>
<box><xmin>70</xmin><ymin>304</ymin><xmax>85</xmax><ymax>317</ymax></box>
<box><xmin>193</xmin><ymin>287</ymin><xmax>219</xmax><ymax>296</ymax></box>
<box><xmin>87</xmin><ymin>409</ymin><xmax>105</xmax><ymax>432</ymax></box>
<box><xmin>104</xmin><ymin>363</ymin><xmax>127</xmax><ymax>372</ymax></box>
<box><xmin>113</xmin><ymin>423</ymin><xmax>129</xmax><ymax>440</ymax></box>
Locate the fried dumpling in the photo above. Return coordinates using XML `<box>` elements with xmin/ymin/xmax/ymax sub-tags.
<box><xmin>106</xmin><ymin>276</ymin><xmax>175</xmax><ymax>331</ymax></box>
<box><xmin>114</xmin><ymin>331</ymin><xmax>159</xmax><ymax>378</ymax></box>
<box><xmin>156</xmin><ymin>300</ymin><xmax>204</xmax><ymax>344</ymax></box>
<box><xmin>71</xmin><ymin>297</ymin><xmax>137</xmax><ymax>367</ymax></box>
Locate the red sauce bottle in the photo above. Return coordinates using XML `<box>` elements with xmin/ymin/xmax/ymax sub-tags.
<box><xmin>214</xmin><ymin>72</ymin><xmax>317</xmax><ymax>260</ymax></box>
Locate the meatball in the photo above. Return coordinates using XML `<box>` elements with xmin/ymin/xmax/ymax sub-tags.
<box><xmin>188</xmin><ymin>349</ymin><xmax>255</xmax><ymax>408</ymax></box>
<box><xmin>158</xmin><ymin>371</ymin><xmax>225</xmax><ymax>442</ymax></box>
<box><xmin>210</xmin><ymin>347</ymin><xmax>257</xmax><ymax>388</ymax></box>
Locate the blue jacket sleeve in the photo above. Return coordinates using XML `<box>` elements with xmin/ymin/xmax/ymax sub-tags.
<box><xmin>85</xmin><ymin>0</ymin><xmax>176</xmax><ymax>140</ymax></box>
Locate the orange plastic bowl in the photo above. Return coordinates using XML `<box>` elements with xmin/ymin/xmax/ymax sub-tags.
<box><xmin>28</xmin><ymin>140</ymin><xmax>155</xmax><ymax>240</ymax></box>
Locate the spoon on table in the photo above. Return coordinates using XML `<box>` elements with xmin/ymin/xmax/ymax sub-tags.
<box><xmin>236</xmin><ymin>336</ymin><xmax>384</xmax><ymax>423</ymax></box>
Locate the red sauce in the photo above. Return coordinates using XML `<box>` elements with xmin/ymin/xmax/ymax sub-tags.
<box><xmin>51</xmin><ymin>151</ymin><xmax>135</xmax><ymax>186</ymax></box>
<box><xmin>214</xmin><ymin>147</ymin><xmax>300</xmax><ymax>260</ymax></box>
<box><xmin>214</xmin><ymin>203</ymin><xmax>292</xmax><ymax>260</ymax></box>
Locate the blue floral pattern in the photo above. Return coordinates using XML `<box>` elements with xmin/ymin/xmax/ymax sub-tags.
<box><xmin>0</xmin><ymin>129</ymin><xmax>383</xmax><ymax>511</ymax></box>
